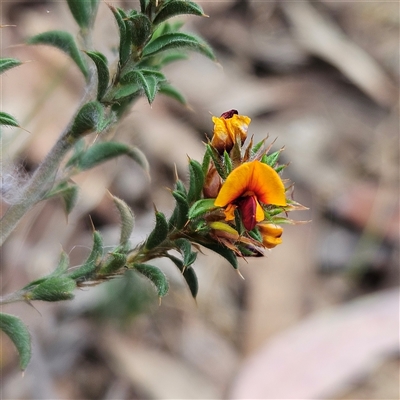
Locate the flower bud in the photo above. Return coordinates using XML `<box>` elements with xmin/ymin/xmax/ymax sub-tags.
<box><xmin>257</xmin><ymin>223</ymin><xmax>283</xmax><ymax>248</ymax></box>
<box><xmin>203</xmin><ymin>165</ymin><xmax>222</xmax><ymax>198</ymax></box>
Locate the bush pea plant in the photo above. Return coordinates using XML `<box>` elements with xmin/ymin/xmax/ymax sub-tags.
<box><xmin>0</xmin><ymin>0</ymin><xmax>305</xmax><ymax>370</ymax></box>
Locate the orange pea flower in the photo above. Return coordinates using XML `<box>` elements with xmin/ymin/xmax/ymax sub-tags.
<box><xmin>214</xmin><ymin>160</ymin><xmax>287</xmax><ymax>230</ymax></box>
<box><xmin>257</xmin><ymin>223</ymin><xmax>283</xmax><ymax>248</ymax></box>
<box><xmin>211</xmin><ymin>110</ymin><xmax>251</xmax><ymax>153</ymax></box>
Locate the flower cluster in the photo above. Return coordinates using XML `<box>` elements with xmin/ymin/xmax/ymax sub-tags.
<box><xmin>186</xmin><ymin>109</ymin><xmax>305</xmax><ymax>258</ymax></box>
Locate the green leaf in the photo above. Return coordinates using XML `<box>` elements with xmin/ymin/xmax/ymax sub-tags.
<box><xmin>27</xmin><ymin>30</ymin><xmax>88</xmax><ymax>78</ymax></box>
<box><xmin>175</xmin><ymin>179</ymin><xmax>187</xmax><ymax>196</ymax></box>
<box><xmin>121</xmin><ymin>70</ymin><xmax>159</xmax><ymax>104</ymax></box>
<box><xmin>44</xmin><ymin>181</ymin><xmax>79</xmax><ymax>215</ymax></box>
<box><xmin>154</xmin><ymin>0</ymin><xmax>205</xmax><ymax>25</ymax></box>
<box><xmin>27</xmin><ymin>276</ymin><xmax>76</xmax><ymax>302</ymax></box>
<box><xmin>0</xmin><ymin>313</ymin><xmax>31</xmax><ymax>370</ymax></box>
<box><xmin>0</xmin><ymin>111</ymin><xmax>19</xmax><ymax>127</ymax></box>
<box><xmin>157</xmin><ymin>52</ymin><xmax>188</xmax><ymax>67</ymax></box>
<box><xmin>78</xmin><ymin>141</ymin><xmax>150</xmax><ymax>174</ymax></box>
<box><xmin>67</xmin><ymin>0</ymin><xmax>99</xmax><ymax>29</ymax></box>
<box><xmin>143</xmin><ymin>32</ymin><xmax>215</xmax><ymax>60</ymax></box>
<box><xmin>169</xmin><ymin>190</ymin><xmax>189</xmax><ymax>230</ymax></box>
<box><xmin>263</xmin><ymin>150</ymin><xmax>281</xmax><ymax>167</ymax></box>
<box><xmin>129</xmin><ymin>14</ymin><xmax>152</xmax><ymax>48</ymax></box>
<box><xmin>159</xmin><ymin>83</ymin><xmax>187</xmax><ymax>105</ymax></box>
<box><xmin>145</xmin><ymin>211</ymin><xmax>169</xmax><ymax>250</ymax></box>
<box><xmin>188</xmin><ymin>198</ymin><xmax>216</xmax><ymax>219</ymax></box>
<box><xmin>187</xmin><ymin>159</ymin><xmax>204</xmax><ymax>203</ymax></box>
<box><xmin>68</xmin><ymin>231</ymin><xmax>103</xmax><ymax>280</ymax></box>
<box><xmin>206</xmin><ymin>144</ymin><xmax>226</xmax><ymax>179</ymax></box>
<box><xmin>140</xmin><ymin>0</ymin><xmax>150</xmax><ymax>14</ymax></box>
<box><xmin>174</xmin><ymin>238</ymin><xmax>197</xmax><ymax>267</ymax></box>
<box><xmin>99</xmin><ymin>251</ymin><xmax>127</xmax><ymax>275</ymax></box>
<box><xmin>109</xmin><ymin>6</ymin><xmax>131</xmax><ymax>66</ymax></box>
<box><xmin>69</xmin><ymin>101</ymin><xmax>104</xmax><ymax>139</ymax></box>
<box><xmin>195</xmin><ymin>241</ymin><xmax>238</xmax><ymax>270</ymax></box>
<box><xmin>166</xmin><ymin>254</ymin><xmax>198</xmax><ymax>298</ymax></box>
<box><xmin>113</xmin><ymin>83</ymin><xmax>141</xmax><ymax>100</ymax></box>
<box><xmin>134</xmin><ymin>263</ymin><xmax>169</xmax><ymax>297</ymax></box>
<box><xmin>223</xmin><ymin>150</ymin><xmax>233</xmax><ymax>175</ymax></box>
<box><xmin>51</xmin><ymin>251</ymin><xmax>70</xmax><ymax>277</ymax></box>
<box><xmin>112</xmin><ymin>195</ymin><xmax>135</xmax><ymax>247</ymax></box>
<box><xmin>0</xmin><ymin>58</ymin><xmax>22</xmax><ymax>74</ymax></box>
<box><xmin>85</xmin><ymin>51</ymin><xmax>109</xmax><ymax>100</ymax></box>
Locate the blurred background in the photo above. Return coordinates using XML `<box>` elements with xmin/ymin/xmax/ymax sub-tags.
<box><xmin>1</xmin><ymin>1</ymin><xmax>399</xmax><ymax>399</ymax></box>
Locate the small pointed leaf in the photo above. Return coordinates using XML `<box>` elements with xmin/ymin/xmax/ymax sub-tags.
<box><xmin>99</xmin><ymin>251</ymin><xmax>127</xmax><ymax>275</ymax></box>
<box><xmin>44</xmin><ymin>181</ymin><xmax>79</xmax><ymax>215</ymax></box>
<box><xmin>0</xmin><ymin>313</ymin><xmax>31</xmax><ymax>370</ymax></box>
<box><xmin>112</xmin><ymin>195</ymin><xmax>135</xmax><ymax>247</ymax></box>
<box><xmin>69</xmin><ymin>101</ymin><xmax>104</xmax><ymax>139</ymax></box>
<box><xmin>145</xmin><ymin>211</ymin><xmax>169</xmax><ymax>250</ymax></box>
<box><xmin>143</xmin><ymin>32</ymin><xmax>215</xmax><ymax>60</ymax></box>
<box><xmin>67</xmin><ymin>0</ymin><xmax>99</xmax><ymax>29</ymax></box>
<box><xmin>169</xmin><ymin>190</ymin><xmax>189</xmax><ymax>230</ymax></box>
<box><xmin>68</xmin><ymin>231</ymin><xmax>103</xmax><ymax>280</ymax></box>
<box><xmin>187</xmin><ymin>159</ymin><xmax>204</xmax><ymax>203</ymax></box>
<box><xmin>195</xmin><ymin>241</ymin><xmax>238</xmax><ymax>270</ymax></box>
<box><xmin>154</xmin><ymin>0</ymin><xmax>205</xmax><ymax>25</ymax></box>
<box><xmin>27</xmin><ymin>30</ymin><xmax>88</xmax><ymax>78</ymax></box>
<box><xmin>109</xmin><ymin>6</ymin><xmax>131</xmax><ymax>65</ymax></box>
<box><xmin>134</xmin><ymin>263</ymin><xmax>169</xmax><ymax>297</ymax></box>
<box><xmin>78</xmin><ymin>141</ymin><xmax>150</xmax><ymax>174</ymax></box>
<box><xmin>188</xmin><ymin>198</ymin><xmax>216</xmax><ymax>220</ymax></box>
<box><xmin>0</xmin><ymin>58</ymin><xmax>22</xmax><ymax>74</ymax></box>
<box><xmin>85</xmin><ymin>51</ymin><xmax>109</xmax><ymax>100</ymax></box>
<box><xmin>0</xmin><ymin>111</ymin><xmax>19</xmax><ymax>127</ymax></box>
<box><xmin>159</xmin><ymin>83</ymin><xmax>186</xmax><ymax>105</ymax></box>
<box><xmin>27</xmin><ymin>276</ymin><xmax>76</xmax><ymax>302</ymax></box>
<box><xmin>129</xmin><ymin>14</ymin><xmax>152</xmax><ymax>48</ymax></box>
<box><xmin>139</xmin><ymin>0</ymin><xmax>150</xmax><ymax>14</ymax></box>
<box><xmin>166</xmin><ymin>255</ymin><xmax>198</xmax><ymax>298</ymax></box>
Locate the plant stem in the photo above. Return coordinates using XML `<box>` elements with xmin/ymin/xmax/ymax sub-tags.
<box><xmin>0</xmin><ymin>134</ymin><xmax>72</xmax><ymax>246</ymax></box>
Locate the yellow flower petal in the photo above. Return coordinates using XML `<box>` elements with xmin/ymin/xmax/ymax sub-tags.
<box><xmin>211</xmin><ymin>113</ymin><xmax>251</xmax><ymax>153</ymax></box>
<box><xmin>214</xmin><ymin>160</ymin><xmax>287</xmax><ymax>207</ymax></box>
<box><xmin>258</xmin><ymin>223</ymin><xmax>283</xmax><ymax>248</ymax></box>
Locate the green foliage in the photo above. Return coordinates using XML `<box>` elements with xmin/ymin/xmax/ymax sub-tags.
<box><xmin>44</xmin><ymin>181</ymin><xmax>79</xmax><ymax>216</ymax></box>
<box><xmin>67</xmin><ymin>0</ymin><xmax>99</xmax><ymax>29</ymax></box>
<box><xmin>169</xmin><ymin>190</ymin><xmax>189</xmax><ymax>230</ymax></box>
<box><xmin>145</xmin><ymin>211</ymin><xmax>169</xmax><ymax>250</ymax></box>
<box><xmin>109</xmin><ymin>6</ymin><xmax>131</xmax><ymax>66</ymax></box>
<box><xmin>263</xmin><ymin>149</ymin><xmax>282</xmax><ymax>167</ymax></box>
<box><xmin>195</xmin><ymin>241</ymin><xmax>238</xmax><ymax>270</ymax></box>
<box><xmin>0</xmin><ymin>58</ymin><xmax>22</xmax><ymax>74</ymax></box>
<box><xmin>187</xmin><ymin>159</ymin><xmax>205</xmax><ymax>203</ymax></box>
<box><xmin>120</xmin><ymin>70</ymin><xmax>164</xmax><ymax>104</ymax></box>
<box><xmin>143</xmin><ymin>32</ymin><xmax>215</xmax><ymax>60</ymax></box>
<box><xmin>85</xmin><ymin>51</ymin><xmax>110</xmax><ymax>100</ymax></box>
<box><xmin>153</xmin><ymin>0</ymin><xmax>205</xmax><ymax>25</ymax></box>
<box><xmin>188</xmin><ymin>198</ymin><xmax>216</xmax><ymax>219</ymax></box>
<box><xmin>0</xmin><ymin>111</ymin><xmax>19</xmax><ymax>128</ymax></box>
<box><xmin>99</xmin><ymin>251</ymin><xmax>127</xmax><ymax>275</ymax></box>
<box><xmin>223</xmin><ymin>150</ymin><xmax>233</xmax><ymax>175</ymax></box>
<box><xmin>134</xmin><ymin>263</ymin><xmax>169</xmax><ymax>298</ymax></box>
<box><xmin>68</xmin><ymin>101</ymin><xmax>104</xmax><ymax>139</ymax></box>
<box><xmin>0</xmin><ymin>313</ymin><xmax>31</xmax><ymax>370</ymax></box>
<box><xmin>158</xmin><ymin>82</ymin><xmax>186</xmax><ymax>105</ymax></box>
<box><xmin>129</xmin><ymin>14</ymin><xmax>152</xmax><ymax>49</ymax></box>
<box><xmin>112</xmin><ymin>196</ymin><xmax>135</xmax><ymax>248</ymax></box>
<box><xmin>77</xmin><ymin>141</ymin><xmax>149</xmax><ymax>171</ymax></box>
<box><xmin>174</xmin><ymin>238</ymin><xmax>197</xmax><ymax>268</ymax></box>
<box><xmin>27</xmin><ymin>30</ymin><xmax>88</xmax><ymax>78</ymax></box>
<box><xmin>67</xmin><ymin>231</ymin><xmax>103</xmax><ymax>281</ymax></box>
<box><xmin>166</xmin><ymin>254</ymin><xmax>198</xmax><ymax>298</ymax></box>
<box><xmin>27</xmin><ymin>276</ymin><xmax>76</xmax><ymax>301</ymax></box>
